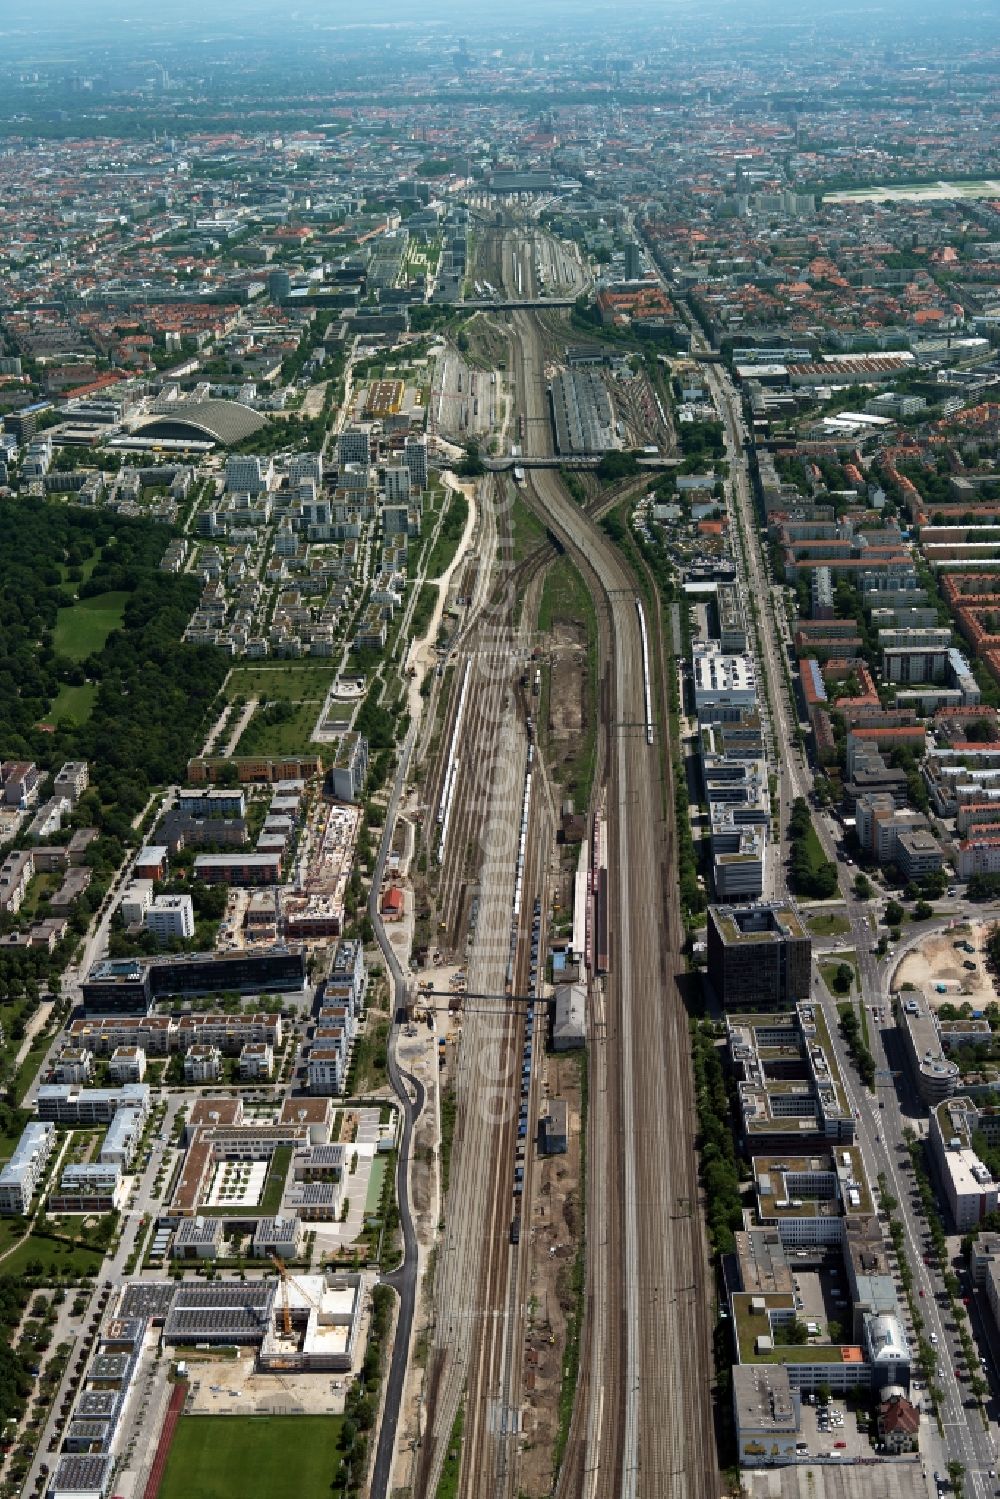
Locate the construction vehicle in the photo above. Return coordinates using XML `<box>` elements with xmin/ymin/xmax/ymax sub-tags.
<box><xmin>269</xmin><ymin>1257</ymin><xmax>324</xmax><ymax>1339</ymax></box>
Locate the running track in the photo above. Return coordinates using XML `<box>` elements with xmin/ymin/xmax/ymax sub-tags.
<box><xmin>143</xmin><ymin>1379</ymin><xmax>187</xmax><ymax>1499</ymax></box>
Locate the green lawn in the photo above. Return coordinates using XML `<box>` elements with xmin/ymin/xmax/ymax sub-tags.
<box><xmin>807</xmin><ymin>910</ymin><xmax>852</xmax><ymax>938</ymax></box>
<box><xmin>258</xmin><ymin>1144</ymin><xmax>292</xmax><ymax>1216</ymax></box>
<box><xmin>226</xmin><ymin>664</ymin><xmax>337</xmax><ymax>700</ymax></box>
<box><xmin>511</xmin><ymin>494</ymin><xmax>545</xmax><ymax>565</ymax></box>
<box><xmin>365</xmin><ymin>1155</ymin><xmax>388</xmax><ymax>1215</ymax></box>
<box><xmin>44</xmin><ymin>681</ymin><xmax>97</xmax><ymax>725</ymax></box>
<box><xmin>159</xmin><ymin>1416</ymin><xmax>344</xmax><ymax>1499</ymax></box>
<box><xmin>821</xmin><ymin>955</ymin><xmax>860</xmax><ymax>998</ymax></box>
<box><xmin>0</xmin><ymin>1232</ymin><xmax>104</xmax><ymax>1281</ymax></box>
<box><xmin>53</xmin><ymin>591</ymin><xmax>129</xmax><ymax>659</ymax></box>
<box><xmin>235</xmin><ymin>700</ymin><xmax>323</xmax><ymax>757</ymax></box>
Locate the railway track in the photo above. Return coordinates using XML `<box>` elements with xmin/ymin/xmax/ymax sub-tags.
<box><xmin>399</xmin><ymin>229</ymin><xmax>716</xmax><ymax>1499</ymax></box>
<box><xmin>507</xmin><ymin>290</ymin><xmax>718</xmax><ymax>1499</ymax></box>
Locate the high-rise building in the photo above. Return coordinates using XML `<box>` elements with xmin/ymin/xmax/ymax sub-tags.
<box><xmin>383</xmin><ymin>465</ymin><xmax>411</xmax><ymax>503</ymax></box>
<box><xmin>225</xmin><ymin>454</ymin><xmax>269</xmax><ymax>495</ymax></box>
<box><xmin>403</xmin><ymin>436</ymin><xmax>428</xmax><ymax>492</ymax></box>
<box><xmin>337</xmin><ymin>428</ymin><xmax>371</xmax><ymax>468</ymax></box>
<box><xmin>289</xmin><ymin>452</ymin><xmax>323</xmax><ymax>487</ymax></box>
<box><xmin>707</xmin><ymin>902</ymin><xmax>811</xmax><ymax>1009</ymax></box>
<box><xmin>268</xmin><ymin>268</ymin><xmax>291</xmax><ymax>303</ymax></box>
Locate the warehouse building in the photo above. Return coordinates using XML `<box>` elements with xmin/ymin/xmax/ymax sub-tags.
<box><xmin>550</xmin><ymin>369</ymin><xmax>616</xmax><ymax>454</ymax></box>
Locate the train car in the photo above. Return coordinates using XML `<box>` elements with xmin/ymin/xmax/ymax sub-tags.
<box><xmin>595</xmin><ymin>866</ymin><xmax>610</xmax><ymax>975</ymax></box>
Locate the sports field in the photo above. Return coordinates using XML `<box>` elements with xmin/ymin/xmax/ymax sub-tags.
<box><xmin>158</xmin><ymin>1415</ymin><xmax>343</xmax><ymax>1499</ymax></box>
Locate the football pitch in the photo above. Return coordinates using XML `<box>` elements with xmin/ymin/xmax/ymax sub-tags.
<box><xmin>158</xmin><ymin>1414</ymin><xmax>344</xmax><ymax>1499</ymax></box>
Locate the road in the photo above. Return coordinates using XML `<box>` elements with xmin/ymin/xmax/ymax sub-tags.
<box><xmin>367</xmin><ymin>720</ymin><xmax>425</xmax><ymax>1499</ymax></box>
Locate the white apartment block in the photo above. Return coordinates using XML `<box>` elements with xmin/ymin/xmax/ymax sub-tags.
<box><xmin>0</xmin><ymin>1122</ymin><xmax>56</xmax><ymax>1215</ymax></box>
<box><xmin>239</xmin><ymin>1042</ymin><xmax>274</xmax><ymax>1080</ymax></box>
<box><xmin>119</xmin><ymin>880</ymin><xmax>154</xmax><ymax>926</ymax></box>
<box><xmin>108</xmin><ymin>1046</ymin><xmax>147</xmax><ymax>1084</ymax></box>
<box><xmin>307</xmin><ymin>1047</ymin><xmax>345</xmax><ymax>1097</ymax></box>
<box><xmin>184</xmin><ymin>1046</ymin><xmax>223</xmax><ymax>1083</ymax></box>
<box><xmin>145</xmin><ymin>893</ymin><xmax>195</xmax><ymax>943</ymax></box>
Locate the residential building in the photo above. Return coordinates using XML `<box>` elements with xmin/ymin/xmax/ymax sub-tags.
<box><xmin>133</xmin><ymin>845</ymin><xmax>168</xmax><ymax>881</ymax></box>
<box><xmin>193</xmin><ymin>852</ymin><xmax>282</xmax><ymax>885</ymax></box>
<box><xmin>239</xmin><ymin>1042</ymin><xmax>274</xmax><ymax>1080</ymax></box>
<box><xmin>307</xmin><ymin>1046</ymin><xmax>346</xmax><ymax>1097</ymax></box>
<box><xmin>184</xmin><ymin>1046</ymin><xmax>223</xmax><ymax>1083</ymax></box>
<box><xmin>0</xmin><ymin>850</ymin><xmax>34</xmax><ymax>914</ymax></box>
<box><xmin>54</xmin><ymin>761</ymin><xmax>89</xmax><ymax>807</ymax></box>
<box><xmin>108</xmin><ymin>1046</ymin><xmax>146</xmax><ymax>1084</ymax></box>
<box><xmin>53</xmin><ymin>1047</ymin><xmax>95</xmax><ymax>1085</ymax></box>
<box><xmin>329</xmin><ymin>733</ymin><xmax>369</xmax><ymax>803</ymax></box>
<box><xmin>403</xmin><ymin>436</ymin><xmax>428</xmax><ymax>492</ymax></box>
<box><xmin>0</xmin><ymin>1121</ymin><xmax>56</xmax><ymax>1215</ymax></box>
<box><xmin>929</xmin><ymin>1097</ymin><xmax>1000</xmax><ymax>1230</ymax></box>
<box><xmin>225</xmin><ymin>454</ymin><xmax>270</xmax><ymax>495</ymax></box>
<box><xmin>145</xmin><ymin>894</ymin><xmax>195</xmax><ymax>943</ymax></box>
<box><xmin>35</xmin><ymin>1083</ymin><xmax>151</xmax><ymax>1126</ymax></box>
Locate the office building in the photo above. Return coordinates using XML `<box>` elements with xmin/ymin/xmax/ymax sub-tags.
<box><xmin>707</xmin><ymin>903</ymin><xmax>811</xmax><ymax>1009</ymax></box>
<box><xmin>692</xmin><ymin>642</ymin><xmax>758</xmax><ymax>724</ymax></box>
<box><xmin>268</xmin><ymin>269</ymin><xmax>291</xmax><ymax>303</ymax></box>
<box><xmin>81</xmin><ymin>946</ymin><xmax>306</xmax><ymax>1015</ymax></box>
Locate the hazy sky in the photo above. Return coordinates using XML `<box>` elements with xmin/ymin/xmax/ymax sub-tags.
<box><xmin>0</xmin><ymin>0</ymin><xmax>989</xmax><ymax>61</ymax></box>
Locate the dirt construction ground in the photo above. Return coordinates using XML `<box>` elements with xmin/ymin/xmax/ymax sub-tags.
<box><xmin>893</xmin><ymin>920</ymin><xmax>998</xmax><ymax>1008</ymax></box>
<box><xmin>545</xmin><ymin>621</ymin><xmax>586</xmax><ymax>764</ymax></box>
<box><xmin>516</xmin><ymin>1051</ymin><xmax>584</xmax><ymax>1497</ymax></box>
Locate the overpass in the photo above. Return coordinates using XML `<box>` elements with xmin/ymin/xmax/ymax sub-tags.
<box><xmin>486</xmin><ymin>453</ymin><xmax>681</xmax><ymax>472</ymax></box>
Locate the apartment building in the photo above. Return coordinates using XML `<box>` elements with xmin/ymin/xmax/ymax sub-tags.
<box><xmin>0</xmin><ymin>1121</ymin><xmax>56</xmax><ymax>1215</ymax></box>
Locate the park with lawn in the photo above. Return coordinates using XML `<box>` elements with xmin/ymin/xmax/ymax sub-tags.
<box><xmin>53</xmin><ymin>590</ymin><xmax>128</xmax><ymax>659</ymax></box>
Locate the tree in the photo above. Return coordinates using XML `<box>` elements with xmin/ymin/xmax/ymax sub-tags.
<box><xmin>834</xmin><ymin>962</ymin><xmax>853</xmax><ymax>994</ymax></box>
<box><xmin>913</xmin><ymin>900</ymin><xmax>933</xmax><ymax>922</ymax></box>
<box><xmin>853</xmin><ymin>872</ymin><xmax>872</xmax><ymax>900</ymax></box>
<box><xmin>884</xmin><ymin>899</ymin><xmax>905</xmax><ymax>927</ymax></box>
